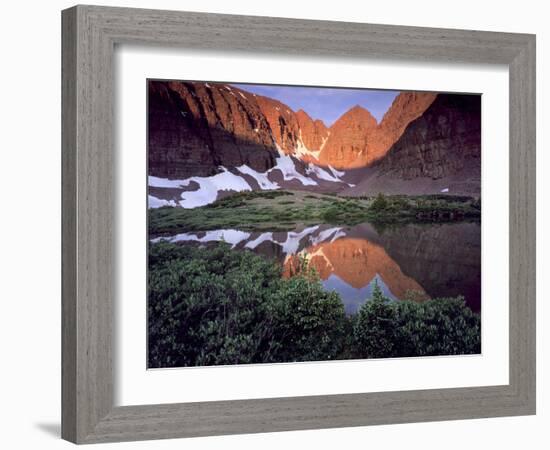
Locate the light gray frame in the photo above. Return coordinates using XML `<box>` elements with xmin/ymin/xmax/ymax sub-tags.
<box><xmin>62</xmin><ymin>4</ymin><xmax>536</xmax><ymax>444</ymax></box>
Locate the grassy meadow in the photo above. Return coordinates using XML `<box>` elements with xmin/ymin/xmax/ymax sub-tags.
<box><xmin>149</xmin><ymin>190</ymin><xmax>481</xmax><ymax>235</ymax></box>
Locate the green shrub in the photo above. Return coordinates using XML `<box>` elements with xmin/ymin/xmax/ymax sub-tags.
<box><xmin>370</xmin><ymin>193</ymin><xmax>389</xmax><ymax>211</ymax></box>
<box><xmin>352</xmin><ymin>282</ymin><xmax>480</xmax><ymax>358</ymax></box>
<box><xmin>321</xmin><ymin>205</ymin><xmax>341</xmax><ymax>223</ymax></box>
<box><xmin>267</xmin><ymin>272</ymin><xmax>346</xmax><ymax>362</ymax></box>
<box><xmin>148</xmin><ymin>242</ymin><xmax>480</xmax><ymax>367</ymax></box>
<box><xmin>353</xmin><ymin>282</ymin><xmax>400</xmax><ymax>358</ymax></box>
<box><xmin>148</xmin><ymin>242</ymin><xmax>280</xmax><ymax>367</ymax></box>
<box><xmin>148</xmin><ymin>242</ymin><xmax>346</xmax><ymax>367</ymax></box>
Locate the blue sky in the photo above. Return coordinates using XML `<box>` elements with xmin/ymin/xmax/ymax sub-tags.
<box><xmin>232</xmin><ymin>83</ymin><xmax>399</xmax><ymax>126</ymax></box>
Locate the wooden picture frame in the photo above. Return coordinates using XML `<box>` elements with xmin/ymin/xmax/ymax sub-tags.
<box><xmin>62</xmin><ymin>5</ymin><xmax>536</xmax><ymax>444</ymax></box>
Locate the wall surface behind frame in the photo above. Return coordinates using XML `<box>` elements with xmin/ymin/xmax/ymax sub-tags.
<box><xmin>0</xmin><ymin>0</ymin><xmax>547</xmax><ymax>449</ymax></box>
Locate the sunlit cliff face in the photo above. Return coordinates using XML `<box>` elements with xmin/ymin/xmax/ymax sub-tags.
<box><xmin>148</xmin><ymin>80</ymin><xmax>437</xmax><ymax>180</ymax></box>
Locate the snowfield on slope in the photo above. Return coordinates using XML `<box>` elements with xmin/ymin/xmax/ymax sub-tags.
<box><xmin>267</xmin><ymin>150</ymin><xmax>317</xmax><ymax>186</ymax></box>
<box><xmin>148</xmin><ymin>150</ymin><xmax>350</xmax><ymax>209</ymax></box>
<box><xmin>236</xmin><ymin>165</ymin><xmax>279</xmax><ymax>190</ymax></box>
<box><xmin>149</xmin><ymin>167</ymin><xmax>253</xmax><ymax>208</ymax></box>
<box><xmin>306</xmin><ymin>164</ymin><xmax>342</xmax><ymax>183</ymax></box>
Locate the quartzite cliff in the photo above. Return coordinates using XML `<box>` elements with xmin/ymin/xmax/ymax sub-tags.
<box><xmin>148</xmin><ymin>80</ymin><xmax>480</xmax><ymax>196</ymax></box>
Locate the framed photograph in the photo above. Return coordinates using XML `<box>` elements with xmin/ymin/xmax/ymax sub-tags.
<box><xmin>62</xmin><ymin>5</ymin><xmax>536</xmax><ymax>444</ymax></box>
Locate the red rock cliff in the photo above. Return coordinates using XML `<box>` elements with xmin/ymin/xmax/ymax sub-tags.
<box><xmin>295</xmin><ymin>109</ymin><xmax>329</xmax><ymax>155</ymax></box>
<box><xmin>149</xmin><ymin>81</ymin><xmax>444</xmax><ymax>178</ymax></box>
<box><xmin>376</xmin><ymin>93</ymin><xmax>481</xmax><ymax>179</ymax></box>
<box><xmin>148</xmin><ymin>81</ymin><xmax>279</xmax><ymax>178</ymax></box>
<box><xmin>317</xmin><ymin>93</ymin><xmax>436</xmax><ymax>169</ymax></box>
<box><xmin>317</xmin><ymin>106</ymin><xmax>378</xmax><ymax>168</ymax></box>
<box><xmin>370</xmin><ymin>92</ymin><xmax>437</xmax><ymax>161</ymax></box>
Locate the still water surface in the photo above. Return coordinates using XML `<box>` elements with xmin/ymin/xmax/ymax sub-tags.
<box><xmin>153</xmin><ymin>222</ymin><xmax>481</xmax><ymax>314</ymax></box>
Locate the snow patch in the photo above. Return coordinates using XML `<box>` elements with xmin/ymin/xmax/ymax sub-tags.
<box><xmin>328</xmin><ymin>165</ymin><xmax>345</xmax><ymax>178</ymax></box>
<box><xmin>306</xmin><ymin>164</ymin><xmax>342</xmax><ymax>183</ymax></box>
<box><xmin>245</xmin><ymin>232</ymin><xmax>274</xmax><ymax>250</ymax></box>
<box><xmin>236</xmin><ymin>165</ymin><xmax>279</xmax><ymax>190</ymax></box>
<box><xmin>268</xmin><ymin>148</ymin><xmax>317</xmax><ymax>186</ymax></box>
<box><xmin>149</xmin><ymin>152</ymin><xmax>323</xmax><ymax>209</ymax></box>
<box><xmin>148</xmin><ymin>168</ymin><xmax>253</xmax><ymax>208</ymax></box>
<box><xmin>152</xmin><ymin>225</ymin><xmax>350</xmax><ymax>255</ymax></box>
<box><xmin>312</xmin><ymin>165</ymin><xmax>354</xmax><ymax>187</ymax></box>
<box><xmin>310</xmin><ymin>227</ymin><xmax>346</xmax><ymax>245</ymax></box>
<box><xmin>177</xmin><ymin>167</ymin><xmax>252</xmax><ymax>208</ymax></box>
<box><xmin>278</xmin><ymin>226</ymin><xmax>320</xmax><ymax>255</ymax></box>
<box><xmin>238</xmin><ymin>92</ymin><xmax>247</xmax><ymax>99</ymax></box>
<box><xmin>319</xmin><ymin>133</ymin><xmax>330</xmax><ymax>151</ymax></box>
<box><xmin>149</xmin><ymin>138</ymin><xmax>356</xmax><ymax>208</ymax></box>
<box><xmin>148</xmin><ymin>195</ymin><xmax>177</xmax><ymax>209</ymax></box>
<box><xmin>205</xmin><ymin>83</ymin><xmax>211</xmax><ymax>88</ymax></box>
<box><xmin>441</xmin><ymin>188</ymin><xmax>450</xmax><ymax>193</ymax></box>
<box><xmin>153</xmin><ymin>229</ymin><xmax>251</xmax><ymax>248</ymax></box>
<box><xmin>148</xmin><ymin>176</ymin><xmax>191</xmax><ymax>188</ymax></box>
<box><xmin>330</xmin><ymin>230</ymin><xmax>347</xmax><ymax>242</ymax></box>
<box><xmin>294</xmin><ymin>133</ymin><xmax>321</xmax><ymax>160</ymax></box>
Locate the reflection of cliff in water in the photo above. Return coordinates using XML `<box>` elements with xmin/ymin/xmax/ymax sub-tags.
<box><xmin>152</xmin><ymin>221</ymin><xmax>481</xmax><ymax>313</ymax></box>
<box><xmin>368</xmin><ymin>222</ymin><xmax>481</xmax><ymax>312</ymax></box>
<box><xmin>282</xmin><ymin>237</ymin><xmax>427</xmax><ymax>309</ymax></box>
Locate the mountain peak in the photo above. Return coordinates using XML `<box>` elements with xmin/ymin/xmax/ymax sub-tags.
<box><xmin>379</xmin><ymin>92</ymin><xmax>437</xmax><ymax>130</ymax></box>
<box><xmin>295</xmin><ymin>108</ymin><xmax>310</xmax><ymax>118</ymax></box>
<box><xmin>150</xmin><ymin>81</ymin><xmax>438</xmax><ymax>174</ymax></box>
<box><xmin>316</xmin><ymin>105</ymin><xmax>377</xmax><ymax>168</ymax></box>
<box><xmin>295</xmin><ymin>109</ymin><xmax>329</xmax><ymax>157</ymax></box>
<box><xmin>377</xmin><ymin>94</ymin><xmax>480</xmax><ymax>180</ymax></box>
<box><xmin>366</xmin><ymin>92</ymin><xmax>437</xmax><ymax>163</ymax></box>
<box><xmin>315</xmin><ymin>93</ymin><xmax>437</xmax><ymax>169</ymax></box>
<box><xmin>349</xmin><ymin>104</ymin><xmax>368</xmax><ymax>113</ymax></box>
<box><xmin>332</xmin><ymin>104</ymin><xmax>377</xmax><ymax>128</ymax></box>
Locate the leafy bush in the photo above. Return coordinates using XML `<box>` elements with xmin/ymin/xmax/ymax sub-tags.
<box><xmin>321</xmin><ymin>205</ymin><xmax>341</xmax><ymax>223</ymax></box>
<box><xmin>352</xmin><ymin>282</ymin><xmax>481</xmax><ymax>358</ymax></box>
<box><xmin>148</xmin><ymin>242</ymin><xmax>346</xmax><ymax>367</ymax></box>
<box><xmin>268</xmin><ymin>256</ymin><xmax>347</xmax><ymax>360</ymax></box>
<box><xmin>149</xmin><ymin>242</ymin><xmax>481</xmax><ymax>367</ymax></box>
<box><xmin>370</xmin><ymin>192</ymin><xmax>389</xmax><ymax>211</ymax></box>
<box><xmin>353</xmin><ymin>282</ymin><xmax>400</xmax><ymax>358</ymax></box>
<box><xmin>148</xmin><ymin>242</ymin><xmax>279</xmax><ymax>367</ymax></box>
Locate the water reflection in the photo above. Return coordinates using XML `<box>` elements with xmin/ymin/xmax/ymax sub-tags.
<box><xmin>282</xmin><ymin>236</ymin><xmax>427</xmax><ymax>314</ymax></box>
<box><xmin>322</xmin><ymin>274</ymin><xmax>399</xmax><ymax>314</ymax></box>
<box><xmin>152</xmin><ymin>222</ymin><xmax>481</xmax><ymax>314</ymax></box>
